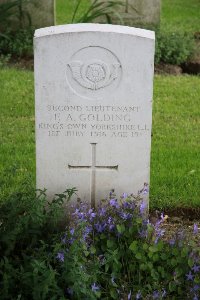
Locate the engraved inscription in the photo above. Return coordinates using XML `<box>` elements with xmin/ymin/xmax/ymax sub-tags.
<box><xmin>38</xmin><ymin>104</ymin><xmax>150</xmax><ymax>139</ymax></box>
<box><xmin>68</xmin><ymin>59</ymin><xmax>120</xmax><ymax>90</ymax></box>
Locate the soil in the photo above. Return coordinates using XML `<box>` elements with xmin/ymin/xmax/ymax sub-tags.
<box><xmin>149</xmin><ymin>207</ymin><xmax>200</xmax><ymax>242</ymax></box>
<box><xmin>7</xmin><ymin>56</ymin><xmax>34</xmax><ymax>70</ymax></box>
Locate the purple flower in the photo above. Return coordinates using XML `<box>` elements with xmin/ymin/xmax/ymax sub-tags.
<box><xmin>68</xmin><ymin>237</ymin><xmax>75</xmax><ymax>245</ymax></box>
<box><xmin>109</xmin><ymin>224</ymin><xmax>115</xmax><ymax>231</ymax></box>
<box><xmin>127</xmin><ymin>290</ymin><xmax>131</xmax><ymax>300</ymax></box>
<box><xmin>56</xmin><ymin>251</ymin><xmax>64</xmax><ymax>262</ymax></box>
<box><xmin>136</xmin><ymin>291</ymin><xmax>141</xmax><ymax>299</ymax></box>
<box><xmin>91</xmin><ymin>283</ymin><xmax>100</xmax><ymax>292</ymax></box>
<box><xmin>83</xmin><ymin>225</ymin><xmax>92</xmax><ymax>240</ymax></box>
<box><xmin>123</xmin><ymin>201</ymin><xmax>130</xmax><ymax>209</ymax></box>
<box><xmin>140</xmin><ymin>201</ymin><xmax>147</xmax><ymax>214</ymax></box>
<box><xmin>139</xmin><ymin>229</ymin><xmax>148</xmax><ymax>238</ymax></box>
<box><xmin>162</xmin><ymin>289</ymin><xmax>167</xmax><ymax>297</ymax></box>
<box><xmin>193</xmin><ymin>295</ymin><xmax>198</xmax><ymax>300</ymax></box>
<box><xmin>191</xmin><ymin>285</ymin><xmax>200</xmax><ymax>292</ymax></box>
<box><xmin>98</xmin><ymin>206</ymin><xmax>106</xmax><ymax>216</ymax></box>
<box><xmin>139</xmin><ymin>183</ymin><xmax>149</xmax><ymax>195</ymax></box>
<box><xmin>120</xmin><ymin>212</ymin><xmax>132</xmax><ymax>220</ymax></box>
<box><xmin>186</xmin><ymin>271</ymin><xmax>194</xmax><ymax>281</ymax></box>
<box><xmin>88</xmin><ymin>208</ymin><xmax>96</xmax><ymax>220</ymax></box>
<box><xmin>194</xmin><ymin>223</ymin><xmax>198</xmax><ymax>235</ymax></box>
<box><xmin>110</xmin><ymin>199</ymin><xmax>119</xmax><ymax>208</ymax></box>
<box><xmin>61</xmin><ymin>234</ymin><xmax>67</xmax><ymax>244</ymax></box>
<box><xmin>169</xmin><ymin>239</ymin><xmax>175</xmax><ymax>246</ymax></box>
<box><xmin>152</xmin><ymin>290</ymin><xmax>160</xmax><ymax>299</ymax></box>
<box><xmin>155</xmin><ymin>228</ymin><xmax>165</xmax><ymax>243</ymax></box>
<box><xmin>95</xmin><ymin>222</ymin><xmax>106</xmax><ymax>233</ymax></box>
<box><xmin>70</xmin><ymin>228</ymin><xmax>75</xmax><ymax>235</ymax></box>
<box><xmin>107</xmin><ymin>216</ymin><xmax>113</xmax><ymax>224</ymax></box>
<box><xmin>122</xmin><ymin>192</ymin><xmax>128</xmax><ymax>199</ymax></box>
<box><xmin>192</xmin><ymin>265</ymin><xmax>200</xmax><ymax>273</ymax></box>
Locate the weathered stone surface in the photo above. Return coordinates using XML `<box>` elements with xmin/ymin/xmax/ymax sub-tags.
<box><xmin>34</xmin><ymin>24</ymin><xmax>155</xmax><ymax>206</ymax></box>
<box><xmin>95</xmin><ymin>0</ymin><xmax>161</xmax><ymax>27</ymax></box>
<box><xmin>0</xmin><ymin>0</ymin><xmax>55</xmax><ymax>30</ymax></box>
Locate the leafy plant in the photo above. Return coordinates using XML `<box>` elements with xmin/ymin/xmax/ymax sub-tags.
<box><xmin>0</xmin><ymin>0</ymin><xmax>31</xmax><ymax>31</ymax></box>
<box><xmin>70</xmin><ymin>0</ymin><xmax>125</xmax><ymax>24</ymax></box>
<box><xmin>0</xmin><ymin>28</ymin><xmax>33</xmax><ymax>57</ymax></box>
<box><xmin>0</xmin><ymin>186</ymin><xmax>76</xmax><ymax>300</ymax></box>
<box><xmin>155</xmin><ymin>30</ymin><xmax>195</xmax><ymax>65</ymax></box>
<box><xmin>60</xmin><ymin>190</ymin><xmax>200</xmax><ymax>299</ymax></box>
<box><xmin>1</xmin><ymin>186</ymin><xmax>200</xmax><ymax>299</ymax></box>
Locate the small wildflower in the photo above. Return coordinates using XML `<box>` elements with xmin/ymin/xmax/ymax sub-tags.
<box><xmin>169</xmin><ymin>239</ymin><xmax>175</xmax><ymax>246</ymax></box>
<box><xmin>139</xmin><ymin>229</ymin><xmax>148</xmax><ymax>238</ymax></box>
<box><xmin>70</xmin><ymin>228</ymin><xmax>75</xmax><ymax>235</ymax></box>
<box><xmin>152</xmin><ymin>290</ymin><xmax>160</xmax><ymax>299</ymax></box>
<box><xmin>136</xmin><ymin>291</ymin><xmax>141</xmax><ymax>299</ymax></box>
<box><xmin>109</xmin><ymin>224</ymin><xmax>115</xmax><ymax>231</ymax></box>
<box><xmin>193</xmin><ymin>295</ymin><xmax>198</xmax><ymax>300</ymax></box>
<box><xmin>88</xmin><ymin>208</ymin><xmax>96</xmax><ymax>220</ymax></box>
<box><xmin>91</xmin><ymin>283</ymin><xmax>100</xmax><ymax>292</ymax></box>
<box><xmin>61</xmin><ymin>234</ymin><xmax>67</xmax><ymax>244</ymax></box>
<box><xmin>192</xmin><ymin>265</ymin><xmax>200</xmax><ymax>273</ymax></box>
<box><xmin>191</xmin><ymin>284</ymin><xmax>200</xmax><ymax>292</ymax></box>
<box><xmin>95</xmin><ymin>222</ymin><xmax>106</xmax><ymax>233</ymax></box>
<box><xmin>122</xmin><ymin>192</ymin><xmax>128</xmax><ymax>198</ymax></box>
<box><xmin>140</xmin><ymin>200</ymin><xmax>147</xmax><ymax>214</ymax></box>
<box><xmin>98</xmin><ymin>206</ymin><xmax>106</xmax><ymax>216</ymax></box>
<box><xmin>186</xmin><ymin>271</ymin><xmax>194</xmax><ymax>281</ymax></box>
<box><xmin>127</xmin><ymin>290</ymin><xmax>131</xmax><ymax>300</ymax></box>
<box><xmin>56</xmin><ymin>251</ymin><xmax>64</xmax><ymax>262</ymax></box>
<box><xmin>162</xmin><ymin>289</ymin><xmax>167</xmax><ymax>297</ymax></box>
<box><xmin>110</xmin><ymin>198</ymin><xmax>119</xmax><ymax>208</ymax></box>
<box><xmin>194</xmin><ymin>223</ymin><xmax>198</xmax><ymax>235</ymax></box>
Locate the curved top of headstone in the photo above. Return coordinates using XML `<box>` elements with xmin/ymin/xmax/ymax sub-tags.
<box><xmin>34</xmin><ymin>23</ymin><xmax>155</xmax><ymax>40</ymax></box>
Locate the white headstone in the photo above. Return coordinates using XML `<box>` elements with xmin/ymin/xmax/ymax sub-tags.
<box><xmin>34</xmin><ymin>24</ymin><xmax>155</xmax><ymax>206</ymax></box>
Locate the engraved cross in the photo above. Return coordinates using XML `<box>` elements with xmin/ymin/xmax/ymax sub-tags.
<box><xmin>68</xmin><ymin>143</ymin><xmax>118</xmax><ymax>207</ymax></box>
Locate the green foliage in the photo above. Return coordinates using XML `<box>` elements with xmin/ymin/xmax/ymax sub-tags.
<box><xmin>155</xmin><ymin>30</ymin><xmax>195</xmax><ymax>65</ymax></box>
<box><xmin>1</xmin><ymin>189</ymin><xmax>200</xmax><ymax>298</ymax></box>
<box><xmin>0</xmin><ymin>186</ymin><xmax>76</xmax><ymax>300</ymax></box>
<box><xmin>70</xmin><ymin>0</ymin><xmax>125</xmax><ymax>24</ymax></box>
<box><xmin>0</xmin><ymin>0</ymin><xmax>31</xmax><ymax>31</ymax></box>
<box><xmin>0</xmin><ymin>28</ymin><xmax>33</xmax><ymax>58</ymax></box>
<box><xmin>60</xmin><ymin>196</ymin><xmax>200</xmax><ymax>299</ymax></box>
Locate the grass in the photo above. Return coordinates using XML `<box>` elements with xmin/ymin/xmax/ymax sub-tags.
<box><xmin>151</xmin><ymin>75</ymin><xmax>200</xmax><ymax>208</ymax></box>
<box><xmin>0</xmin><ymin>68</ymin><xmax>199</xmax><ymax>208</ymax></box>
<box><xmin>0</xmin><ymin>68</ymin><xmax>35</xmax><ymax>200</ymax></box>
<box><xmin>161</xmin><ymin>0</ymin><xmax>200</xmax><ymax>33</ymax></box>
<box><xmin>56</xmin><ymin>0</ymin><xmax>200</xmax><ymax>34</ymax></box>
